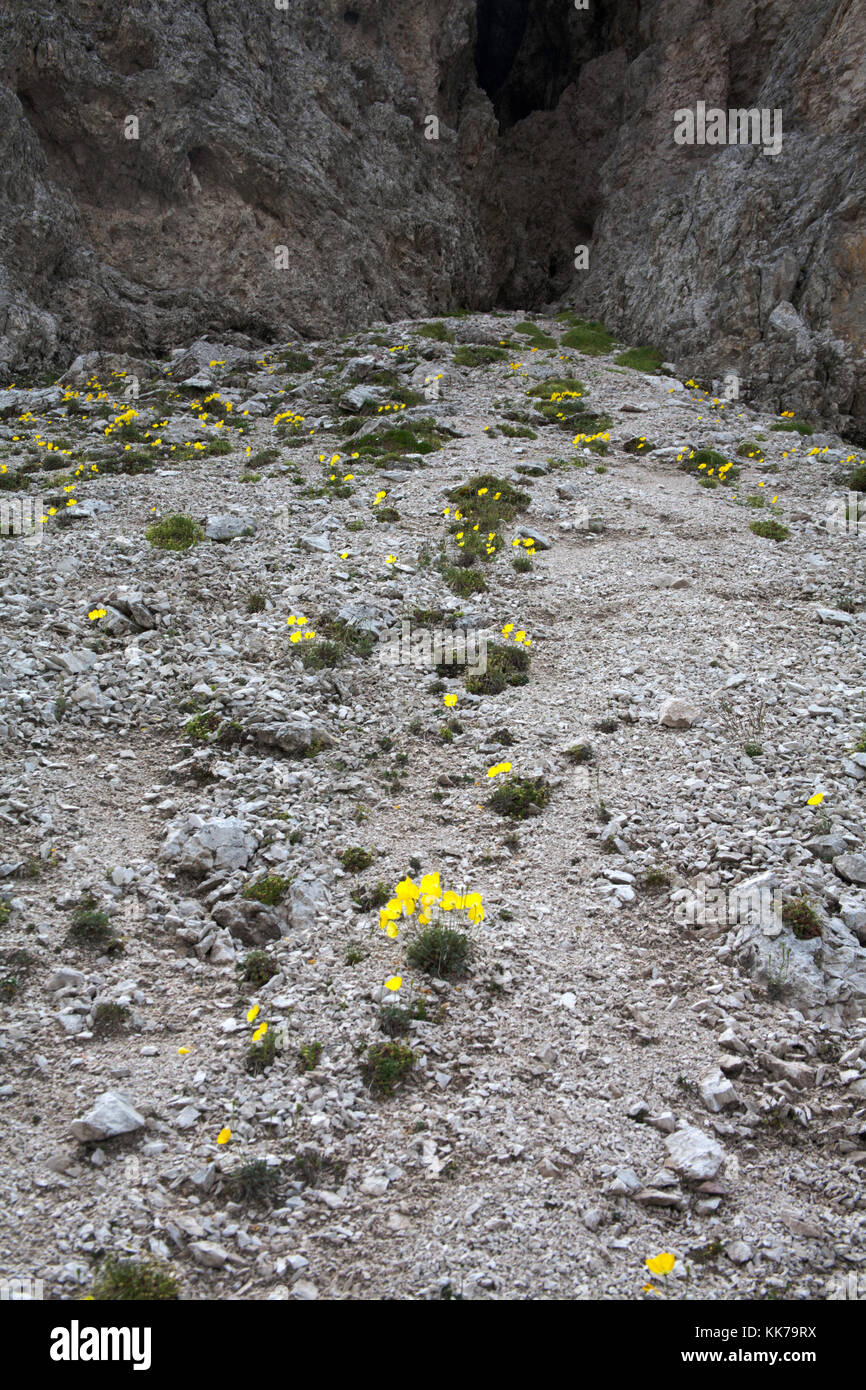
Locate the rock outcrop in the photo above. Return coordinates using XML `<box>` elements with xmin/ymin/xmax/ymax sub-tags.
<box><xmin>0</xmin><ymin>0</ymin><xmax>863</xmax><ymax>427</ymax></box>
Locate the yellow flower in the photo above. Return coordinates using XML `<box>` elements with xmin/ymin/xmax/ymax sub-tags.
<box><xmin>217</xmin><ymin>1127</ymin><xmax>231</xmax><ymax>1145</ymax></box>
<box><xmin>444</xmin><ymin>694</ymin><xmax>458</xmax><ymax>708</ymax></box>
<box><xmin>645</xmin><ymin>1252</ymin><xmax>676</xmax><ymax>1276</ymax></box>
<box><xmin>420</xmin><ymin>871</ymin><xmax>441</xmax><ymax>895</ymax></box>
<box><xmin>177</xmin><ymin>1047</ymin><xmax>191</xmax><ymax>1055</ymax></box>
<box><xmin>252</xmin><ymin>1022</ymin><xmax>268</xmax><ymax>1043</ymax></box>
<box><xmin>247</xmin><ymin>1004</ymin><xmax>260</xmax><ymax>1023</ymax></box>
<box><xmin>384</xmin><ymin>975</ymin><xmax>402</xmax><ymax>992</ymax></box>
<box><xmin>807</xmin><ymin>792</ymin><xmax>824</xmax><ymax>806</ymax></box>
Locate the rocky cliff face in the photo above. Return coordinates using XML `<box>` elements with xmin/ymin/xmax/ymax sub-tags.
<box><xmin>1</xmin><ymin>0</ymin><xmax>864</xmax><ymax>428</ymax></box>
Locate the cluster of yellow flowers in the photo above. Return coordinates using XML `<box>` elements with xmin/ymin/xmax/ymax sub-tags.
<box><xmin>487</xmin><ymin>761</ymin><xmax>512</xmax><ymax>778</ymax></box>
<box><xmin>511</xmin><ymin>536</ymin><xmax>536</xmax><ymax>555</ymax></box>
<box><xmin>573</xmin><ymin>429</ymin><xmax>610</xmax><ymax>445</ymax></box>
<box><xmin>378</xmin><ymin>872</ymin><xmax>485</xmax><ymax>939</ymax></box>
<box><xmin>87</xmin><ymin>608</ymin><xmax>107</xmax><ymax>621</ymax></box>
<box><xmin>501</xmin><ymin>623</ymin><xmax>531</xmax><ymax>645</ymax></box>
<box><xmin>286</xmin><ymin>614</ymin><xmax>316</xmax><ymax>643</ymax></box>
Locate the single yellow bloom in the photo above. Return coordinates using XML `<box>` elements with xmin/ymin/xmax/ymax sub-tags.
<box><xmin>177</xmin><ymin>1047</ymin><xmax>191</xmax><ymax>1055</ymax></box>
<box><xmin>247</xmin><ymin>1004</ymin><xmax>260</xmax><ymax>1023</ymax></box>
<box><xmin>252</xmin><ymin>1022</ymin><xmax>268</xmax><ymax>1043</ymax></box>
<box><xmin>420</xmin><ymin>872</ymin><xmax>441</xmax><ymax>898</ymax></box>
<box><xmin>807</xmin><ymin>792</ymin><xmax>824</xmax><ymax>806</ymax></box>
<box><xmin>444</xmin><ymin>694</ymin><xmax>458</xmax><ymax>708</ymax></box>
<box><xmin>217</xmin><ymin>1127</ymin><xmax>231</xmax><ymax>1145</ymax></box>
<box><xmin>645</xmin><ymin>1252</ymin><xmax>676</xmax><ymax>1276</ymax></box>
<box><xmin>384</xmin><ymin>975</ymin><xmax>402</xmax><ymax>992</ymax></box>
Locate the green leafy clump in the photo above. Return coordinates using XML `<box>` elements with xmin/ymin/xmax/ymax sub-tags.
<box><xmin>246</xmin><ymin>1030</ymin><xmax>278</xmax><ymax>1074</ymax></box>
<box><xmin>448</xmin><ymin>475</ymin><xmax>530</xmax><ymax>526</ymax></box>
<box><xmin>276</xmin><ymin>348</ymin><xmax>314</xmax><ymax>373</ymax></box>
<box><xmin>737</xmin><ymin>440</ymin><xmax>765</xmax><ymax>461</ymax></box>
<box><xmin>564</xmin><ymin>742</ymin><xmax>593</xmax><ymax>764</ymax></box>
<box><xmin>246</xmin><ymin>591</ymin><xmax>266</xmax><ymax>613</ymax></box>
<box><xmin>145</xmin><ymin>514</ymin><xmax>203</xmax><ymax>551</ymax></box>
<box><xmin>352</xmin><ymin>418</ymin><xmax>450</xmax><ymax>462</ymax></box>
<box><xmin>782</xmin><ymin>896</ymin><xmax>822</xmax><ymax>941</ymax></box>
<box><xmin>248</xmin><ymin>447</ymin><xmax>280</xmax><ymax>467</ymax></box>
<box><xmin>557</xmin><ymin>316</ymin><xmax>614</xmax><ymax>355</ymax></box>
<box><xmin>240</xmin><ymin>950</ymin><xmax>278</xmax><ymax>989</ymax></box>
<box><xmin>770</xmin><ymin>418</ymin><xmax>813</xmax><ymax>435</ymax></box>
<box><xmin>241</xmin><ymin>875</ymin><xmax>290</xmax><ymax>906</ymax></box>
<box><xmin>514</xmin><ymin>320</ymin><xmax>557</xmax><ymax>349</ymax></box>
<box><xmin>444</xmin><ymin>565</ymin><xmax>487</xmax><ymax>597</ymax></box>
<box><xmin>351</xmin><ymin>880</ymin><xmax>390</xmax><ymax>912</ymax></box>
<box><xmin>297</xmin><ymin>1041</ymin><xmax>323</xmax><ymax>1072</ymax></box>
<box><xmin>373</xmin><ymin>505</ymin><xmax>401</xmax><ymax>522</ymax></box>
<box><xmin>92</xmin><ymin>1256</ymin><xmax>178</xmax><ymax>1301</ymax></box>
<box><xmin>677</xmin><ymin>448</ymin><xmax>738</xmax><ymax>482</ymax></box>
<box><xmin>489</xmin><ymin>775</ymin><xmax>550</xmax><ymax>820</ymax></box>
<box><xmin>750</xmin><ymin>518</ymin><xmax>790</xmax><ymax>541</ymax></box>
<box><xmin>642</xmin><ymin>867</ymin><xmax>671</xmax><ymax>893</ymax></box>
<box><xmin>499</xmin><ymin>423</ymin><xmax>537</xmax><ymax>439</ymax></box>
<box><xmin>225</xmin><ymin>1159</ymin><xmax>283</xmax><ymax>1206</ymax></box>
<box><xmin>613</xmin><ymin>345</ymin><xmax>666</xmax><ymax>373</ymax></box>
<box><xmin>184</xmin><ymin>710</ymin><xmax>220</xmax><ymax>740</ymax></box>
<box><xmin>465</xmin><ymin>641</ymin><xmax>530</xmax><ymax>695</ymax></box>
<box><xmin>379</xmin><ymin>997</ymin><xmax>430</xmax><ymax>1036</ymax></box>
<box><xmin>361</xmin><ymin>1039</ymin><xmax>416</xmax><ymax>1094</ymax></box>
<box><xmin>847</xmin><ymin>464</ymin><xmax>866</xmax><ymax>492</ymax></box>
<box><xmin>407</xmin><ymin>926</ymin><xmax>471</xmax><ymax>978</ymax></box>
<box><xmin>512</xmin><ymin>554</ymin><xmax>533</xmax><ymax>572</ymax></box>
<box><xmin>622</xmin><ymin>437</ymin><xmax>654</xmax><ymax>454</ymax></box>
<box><xmin>299</xmin><ymin>638</ymin><xmax>343</xmax><ymax>669</ymax></box>
<box><xmin>415</xmin><ymin>321</ymin><xmax>454</xmax><ymax>342</ymax></box>
<box><xmin>339</xmin><ymin>847</ymin><xmax>374</xmax><ymax>873</ymax></box>
<box><xmin>454</xmin><ymin>345</ymin><xmax>507</xmax><ymax>367</ymax></box>
<box><xmin>92</xmin><ymin>1003</ymin><xmax>130</xmax><ymax>1037</ymax></box>
<box><xmin>68</xmin><ymin>897</ymin><xmax>119</xmax><ymax>951</ymax></box>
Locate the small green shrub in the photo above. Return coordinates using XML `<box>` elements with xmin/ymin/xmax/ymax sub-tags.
<box><xmin>407</xmin><ymin>926</ymin><xmax>471</xmax><ymax>978</ymax></box>
<box><xmin>444</xmin><ymin>565</ymin><xmax>487</xmax><ymax>597</ymax></box>
<box><xmin>225</xmin><ymin>1159</ymin><xmax>283</xmax><ymax>1206</ymax></box>
<box><xmin>351</xmin><ymin>881</ymin><xmax>390</xmax><ymax>912</ymax></box>
<box><xmin>613</xmin><ymin>346</ymin><xmax>665</xmax><ymax>373</ymax></box>
<box><xmin>465</xmin><ymin>641</ymin><xmax>530</xmax><ymax>695</ymax></box>
<box><xmin>361</xmin><ymin>1040</ymin><xmax>416</xmax><ymax>1093</ymax></box>
<box><xmin>415</xmin><ymin>321</ymin><xmax>453</xmax><ymax>342</ymax></box>
<box><xmin>782</xmin><ymin>896</ymin><xmax>822</xmax><ymax>940</ymax></box>
<box><xmin>92</xmin><ymin>1256</ymin><xmax>178</xmax><ymax>1301</ymax></box>
<box><xmin>454</xmin><ymin>345</ymin><xmax>507</xmax><ymax>367</ymax></box>
<box><xmin>339</xmin><ymin>847</ymin><xmax>374</xmax><ymax>873</ymax></box>
<box><xmin>92</xmin><ymin>1003</ymin><xmax>130</xmax><ymax>1037</ymax></box>
<box><xmin>240</xmin><ymin>950</ymin><xmax>277</xmax><ymax>989</ymax></box>
<box><xmin>513</xmin><ymin>554</ymin><xmax>533</xmax><ymax>572</ymax></box>
<box><xmin>750</xmin><ymin>518</ymin><xmax>790</xmax><ymax>541</ymax></box>
<box><xmin>737</xmin><ymin>440</ymin><xmax>765</xmax><ymax>461</ymax></box>
<box><xmin>771</xmin><ymin>418</ymin><xmax>813</xmax><ymax>435</ymax></box>
<box><xmin>558</xmin><ymin>318</ymin><xmax>613</xmax><ymax>355</ymax></box>
<box><xmin>489</xmin><ymin>775</ymin><xmax>550</xmax><ymax>820</ymax></box>
<box><xmin>565</xmin><ymin>742</ymin><xmax>593</xmax><ymax>764</ymax></box>
<box><xmin>297</xmin><ymin>1041</ymin><xmax>323</xmax><ymax>1072</ymax></box>
<box><xmin>145</xmin><ymin>514</ymin><xmax>203</xmax><ymax>550</ymax></box>
<box><xmin>241</xmin><ymin>875</ymin><xmax>290</xmax><ymax>906</ymax></box>
<box><xmin>69</xmin><ymin>898</ymin><xmax>119</xmax><ymax>951</ymax></box>
<box><xmin>246</xmin><ymin>1030</ymin><xmax>278</xmax><ymax>1074</ymax></box>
